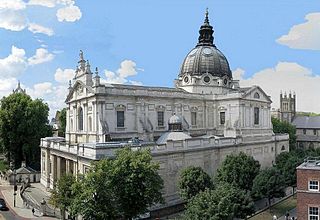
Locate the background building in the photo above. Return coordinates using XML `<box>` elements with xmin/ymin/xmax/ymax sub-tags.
<box><xmin>280</xmin><ymin>91</ymin><xmax>296</xmax><ymax>123</ymax></box>
<box><xmin>293</xmin><ymin>116</ymin><xmax>320</xmax><ymax>149</ymax></box>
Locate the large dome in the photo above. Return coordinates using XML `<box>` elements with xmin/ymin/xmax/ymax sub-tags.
<box><xmin>179</xmin><ymin>10</ymin><xmax>232</xmax><ymax>79</ymax></box>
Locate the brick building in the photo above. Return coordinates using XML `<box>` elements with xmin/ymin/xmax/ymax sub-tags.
<box><xmin>297</xmin><ymin>157</ymin><xmax>320</xmax><ymax>220</ymax></box>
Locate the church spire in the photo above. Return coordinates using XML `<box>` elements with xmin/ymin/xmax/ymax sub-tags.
<box><xmin>197</xmin><ymin>8</ymin><xmax>214</xmax><ymax>47</ymax></box>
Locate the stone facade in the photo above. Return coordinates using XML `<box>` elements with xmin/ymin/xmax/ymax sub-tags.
<box><xmin>39</xmin><ymin>11</ymin><xmax>289</xmax><ymax>208</ymax></box>
<box><xmin>293</xmin><ymin>116</ymin><xmax>320</xmax><ymax>149</ymax></box>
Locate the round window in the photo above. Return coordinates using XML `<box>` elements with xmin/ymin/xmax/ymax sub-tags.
<box><xmin>184</xmin><ymin>77</ymin><xmax>189</xmax><ymax>83</ymax></box>
<box><xmin>203</xmin><ymin>76</ymin><xmax>210</xmax><ymax>83</ymax></box>
<box><xmin>223</xmin><ymin>78</ymin><xmax>228</xmax><ymax>85</ymax></box>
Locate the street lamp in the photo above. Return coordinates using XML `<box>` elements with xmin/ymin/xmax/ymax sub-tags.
<box><xmin>13</xmin><ymin>169</ymin><xmax>17</xmax><ymax>207</ymax></box>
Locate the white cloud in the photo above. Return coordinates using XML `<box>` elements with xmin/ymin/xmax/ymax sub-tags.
<box><xmin>234</xmin><ymin>62</ymin><xmax>320</xmax><ymax>113</ymax></box>
<box><xmin>28</xmin><ymin>48</ymin><xmax>55</xmax><ymax>65</ymax></box>
<box><xmin>29</xmin><ymin>82</ymin><xmax>53</xmax><ymax>97</ymax></box>
<box><xmin>277</xmin><ymin>12</ymin><xmax>320</xmax><ymax>50</ymax></box>
<box><xmin>0</xmin><ymin>78</ymin><xmax>18</xmax><ymax>98</ymax></box>
<box><xmin>0</xmin><ymin>46</ymin><xmax>27</xmax><ymax>78</ymax></box>
<box><xmin>0</xmin><ymin>9</ymin><xmax>27</xmax><ymax>31</ymax></box>
<box><xmin>27</xmin><ymin>0</ymin><xmax>55</xmax><ymax>8</ymax></box>
<box><xmin>104</xmin><ymin>60</ymin><xmax>143</xmax><ymax>85</ymax></box>
<box><xmin>28</xmin><ymin>23</ymin><xmax>54</xmax><ymax>36</ymax></box>
<box><xmin>56</xmin><ymin>4</ymin><xmax>81</xmax><ymax>22</ymax></box>
<box><xmin>0</xmin><ymin>0</ymin><xmax>26</xmax><ymax>10</ymax></box>
<box><xmin>54</xmin><ymin>68</ymin><xmax>74</xmax><ymax>83</ymax></box>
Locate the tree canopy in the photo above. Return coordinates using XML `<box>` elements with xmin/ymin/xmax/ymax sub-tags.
<box><xmin>185</xmin><ymin>182</ymin><xmax>254</xmax><ymax>220</ymax></box>
<box><xmin>50</xmin><ymin>173</ymin><xmax>76</xmax><ymax>220</ymax></box>
<box><xmin>215</xmin><ymin>152</ymin><xmax>260</xmax><ymax>192</ymax></box>
<box><xmin>252</xmin><ymin>167</ymin><xmax>286</xmax><ymax>207</ymax></box>
<box><xmin>58</xmin><ymin>108</ymin><xmax>66</xmax><ymax>137</ymax></box>
<box><xmin>178</xmin><ymin>166</ymin><xmax>213</xmax><ymax>201</ymax></box>
<box><xmin>0</xmin><ymin>93</ymin><xmax>51</xmax><ymax>169</ymax></box>
<box><xmin>71</xmin><ymin>148</ymin><xmax>164</xmax><ymax>219</ymax></box>
<box><xmin>272</xmin><ymin>117</ymin><xmax>296</xmax><ymax>150</ymax></box>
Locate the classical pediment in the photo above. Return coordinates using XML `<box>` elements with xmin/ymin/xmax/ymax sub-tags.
<box><xmin>65</xmin><ymin>80</ymin><xmax>95</xmax><ymax>103</ymax></box>
<box><xmin>241</xmin><ymin>86</ymin><xmax>272</xmax><ymax>103</ymax></box>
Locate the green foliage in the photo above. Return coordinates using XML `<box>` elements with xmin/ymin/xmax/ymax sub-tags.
<box><xmin>178</xmin><ymin>166</ymin><xmax>213</xmax><ymax>201</ymax></box>
<box><xmin>272</xmin><ymin>117</ymin><xmax>296</xmax><ymax>150</ymax></box>
<box><xmin>185</xmin><ymin>182</ymin><xmax>254</xmax><ymax>220</ymax></box>
<box><xmin>71</xmin><ymin>148</ymin><xmax>164</xmax><ymax>219</ymax></box>
<box><xmin>275</xmin><ymin>150</ymin><xmax>304</xmax><ymax>188</ymax></box>
<box><xmin>50</xmin><ymin>173</ymin><xmax>76</xmax><ymax>218</ymax></box>
<box><xmin>296</xmin><ymin>111</ymin><xmax>320</xmax><ymax>117</ymax></box>
<box><xmin>215</xmin><ymin>152</ymin><xmax>260</xmax><ymax>192</ymax></box>
<box><xmin>58</xmin><ymin>108</ymin><xmax>66</xmax><ymax>137</ymax></box>
<box><xmin>0</xmin><ymin>93</ymin><xmax>52</xmax><ymax>170</ymax></box>
<box><xmin>0</xmin><ymin>160</ymin><xmax>8</xmax><ymax>172</ymax></box>
<box><xmin>252</xmin><ymin>167</ymin><xmax>286</xmax><ymax>206</ymax></box>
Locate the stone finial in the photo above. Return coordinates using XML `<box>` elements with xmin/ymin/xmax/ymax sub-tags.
<box><xmin>79</xmin><ymin>50</ymin><xmax>84</xmax><ymax>61</ymax></box>
<box><xmin>85</xmin><ymin>60</ymin><xmax>92</xmax><ymax>73</ymax></box>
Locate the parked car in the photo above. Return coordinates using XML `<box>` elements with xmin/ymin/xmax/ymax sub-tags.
<box><xmin>0</xmin><ymin>198</ymin><xmax>9</xmax><ymax>211</ymax></box>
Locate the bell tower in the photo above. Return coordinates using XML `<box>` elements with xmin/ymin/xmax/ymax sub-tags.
<box><xmin>280</xmin><ymin>91</ymin><xmax>296</xmax><ymax>123</ymax></box>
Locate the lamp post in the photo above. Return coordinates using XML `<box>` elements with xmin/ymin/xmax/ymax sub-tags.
<box><xmin>13</xmin><ymin>169</ymin><xmax>17</xmax><ymax>207</ymax></box>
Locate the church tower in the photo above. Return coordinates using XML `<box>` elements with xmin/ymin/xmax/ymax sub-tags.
<box><xmin>280</xmin><ymin>91</ymin><xmax>296</xmax><ymax>123</ymax></box>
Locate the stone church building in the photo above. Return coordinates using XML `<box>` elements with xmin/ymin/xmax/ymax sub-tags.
<box><xmin>40</xmin><ymin>11</ymin><xmax>289</xmax><ymax>207</ymax></box>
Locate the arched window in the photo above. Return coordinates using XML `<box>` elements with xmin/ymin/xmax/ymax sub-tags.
<box><xmin>78</xmin><ymin>107</ymin><xmax>83</xmax><ymax>131</ymax></box>
<box><xmin>254</xmin><ymin>92</ymin><xmax>260</xmax><ymax>99</ymax></box>
<box><xmin>309</xmin><ymin>143</ymin><xmax>315</xmax><ymax>150</ymax></box>
<box><xmin>88</xmin><ymin>116</ymin><xmax>92</xmax><ymax>132</ymax></box>
<box><xmin>254</xmin><ymin>107</ymin><xmax>259</xmax><ymax>125</ymax></box>
<box><xmin>281</xmin><ymin>145</ymin><xmax>285</xmax><ymax>151</ymax></box>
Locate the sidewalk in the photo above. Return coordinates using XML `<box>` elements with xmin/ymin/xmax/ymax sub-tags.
<box><xmin>0</xmin><ymin>179</ymin><xmax>57</xmax><ymax>220</ymax></box>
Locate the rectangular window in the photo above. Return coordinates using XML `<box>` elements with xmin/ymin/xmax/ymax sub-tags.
<box><xmin>191</xmin><ymin>112</ymin><xmax>197</xmax><ymax>126</ymax></box>
<box><xmin>309</xmin><ymin>207</ymin><xmax>319</xmax><ymax>220</ymax></box>
<box><xmin>157</xmin><ymin>111</ymin><xmax>164</xmax><ymax>127</ymax></box>
<box><xmin>304</xmin><ymin>129</ymin><xmax>307</xmax><ymax>135</ymax></box>
<box><xmin>309</xmin><ymin>180</ymin><xmax>319</xmax><ymax>191</ymax></box>
<box><xmin>254</xmin><ymin>107</ymin><xmax>259</xmax><ymax>125</ymax></box>
<box><xmin>314</xmin><ymin>129</ymin><xmax>317</xmax><ymax>135</ymax></box>
<box><xmin>220</xmin><ymin>112</ymin><xmax>225</xmax><ymax>125</ymax></box>
<box><xmin>117</xmin><ymin>111</ymin><xmax>125</xmax><ymax>127</ymax></box>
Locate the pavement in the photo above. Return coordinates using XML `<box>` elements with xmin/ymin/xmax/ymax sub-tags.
<box><xmin>0</xmin><ymin>178</ymin><xmax>57</xmax><ymax>220</ymax></box>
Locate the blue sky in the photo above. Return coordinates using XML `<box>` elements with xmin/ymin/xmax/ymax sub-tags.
<box><xmin>0</xmin><ymin>0</ymin><xmax>319</xmax><ymax>117</ymax></box>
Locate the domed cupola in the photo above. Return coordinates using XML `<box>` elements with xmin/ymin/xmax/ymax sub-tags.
<box><xmin>176</xmin><ymin>9</ymin><xmax>238</xmax><ymax>94</ymax></box>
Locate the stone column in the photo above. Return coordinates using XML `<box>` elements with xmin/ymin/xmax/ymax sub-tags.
<box><xmin>57</xmin><ymin>156</ymin><xmax>61</xmax><ymax>179</ymax></box>
<box><xmin>66</xmin><ymin>159</ymin><xmax>70</xmax><ymax>174</ymax></box>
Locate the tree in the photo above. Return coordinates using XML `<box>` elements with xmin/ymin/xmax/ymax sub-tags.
<box><xmin>50</xmin><ymin>174</ymin><xmax>76</xmax><ymax>220</ymax></box>
<box><xmin>70</xmin><ymin>160</ymin><xmax>120</xmax><ymax>220</ymax></box>
<box><xmin>272</xmin><ymin>117</ymin><xmax>296</xmax><ymax>150</ymax></box>
<box><xmin>178</xmin><ymin>166</ymin><xmax>213</xmax><ymax>201</ymax></box>
<box><xmin>58</xmin><ymin>108</ymin><xmax>66</xmax><ymax>137</ymax></box>
<box><xmin>215</xmin><ymin>152</ymin><xmax>260</xmax><ymax>192</ymax></box>
<box><xmin>185</xmin><ymin>182</ymin><xmax>254</xmax><ymax>220</ymax></box>
<box><xmin>0</xmin><ymin>93</ymin><xmax>52</xmax><ymax>170</ymax></box>
<box><xmin>251</xmin><ymin>167</ymin><xmax>286</xmax><ymax>207</ymax></box>
<box><xmin>71</xmin><ymin>148</ymin><xmax>164</xmax><ymax>219</ymax></box>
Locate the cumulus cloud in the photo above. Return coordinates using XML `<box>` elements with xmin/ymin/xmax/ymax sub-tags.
<box><xmin>56</xmin><ymin>4</ymin><xmax>81</xmax><ymax>22</ymax></box>
<box><xmin>0</xmin><ymin>46</ymin><xmax>27</xmax><ymax>78</ymax></box>
<box><xmin>104</xmin><ymin>60</ymin><xmax>143</xmax><ymax>85</ymax></box>
<box><xmin>0</xmin><ymin>0</ymin><xmax>26</xmax><ymax>10</ymax></box>
<box><xmin>28</xmin><ymin>48</ymin><xmax>55</xmax><ymax>65</ymax></box>
<box><xmin>0</xmin><ymin>78</ymin><xmax>18</xmax><ymax>98</ymax></box>
<box><xmin>28</xmin><ymin>23</ymin><xmax>54</xmax><ymax>36</ymax></box>
<box><xmin>28</xmin><ymin>82</ymin><xmax>53</xmax><ymax>97</ymax></box>
<box><xmin>233</xmin><ymin>62</ymin><xmax>320</xmax><ymax>113</ymax></box>
<box><xmin>277</xmin><ymin>12</ymin><xmax>320</xmax><ymax>50</ymax></box>
<box><xmin>0</xmin><ymin>9</ymin><xmax>27</xmax><ymax>31</ymax></box>
<box><xmin>54</xmin><ymin>68</ymin><xmax>74</xmax><ymax>83</ymax></box>
<box><xmin>27</xmin><ymin>0</ymin><xmax>55</xmax><ymax>8</ymax></box>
